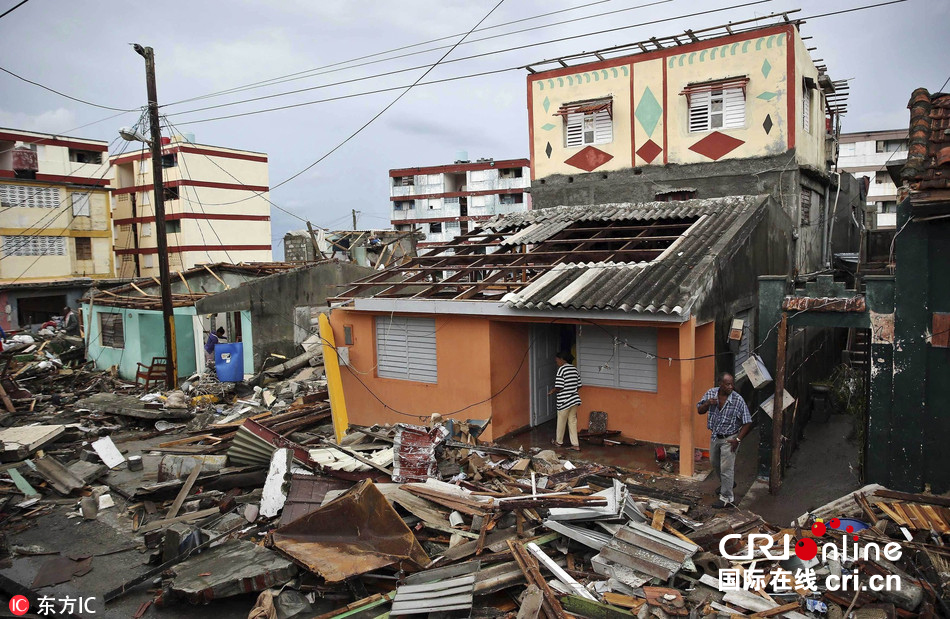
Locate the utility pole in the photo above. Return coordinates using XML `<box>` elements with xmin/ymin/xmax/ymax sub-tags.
<box><xmin>134</xmin><ymin>44</ymin><xmax>177</xmax><ymax>388</ymax></box>
<box><xmin>352</xmin><ymin>209</ymin><xmax>359</xmax><ymax>230</ymax></box>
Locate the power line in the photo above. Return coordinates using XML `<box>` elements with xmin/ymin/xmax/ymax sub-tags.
<box><xmin>167</xmin><ymin>0</ymin><xmax>761</xmax><ymax>120</ymax></box>
<box><xmin>0</xmin><ymin>0</ymin><xmax>29</xmax><ymax>20</ymax></box>
<box><xmin>0</xmin><ymin>66</ymin><xmax>136</xmax><ymax>112</ymax></box>
<box><xmin>163</xmin><ymin>0</ymin><xmax>673</xmax><ymax>112</ymax></box>
<box><xmin>0</xmin><ymin>109</ymin><xmax>140</xmax><ymax>159</ymax></box>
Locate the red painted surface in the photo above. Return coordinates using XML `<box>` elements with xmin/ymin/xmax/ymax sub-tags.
<box><xmin>111</xmin><ymin>146</ymin><xmax>268</xmax><ymax>166</ymax></box>
<box><xmin>113</xmin><ymin>179</ymin><xmax>268</xmax><ymax>195</ymax></box>
<box><xmin>0</xmin><ymin>131</ymin><xmax>108</xmax><ymax>152</ymax></box>
<box><xmin>636</xmin><ymin>139</ymin><xmax>663</xmax><ymax>164</ymax></box>
<box><xmin>114</xmin><ymin>244</ymin><xmax>271</xmax><ymax>255</ymax></box>
<box><xmin>662</xmin><ymin>61</ymin><xmax>668</xmax><ymax>165</ymax></box>
<box><xmin>390</xmin><ymin>215</ymin><xmax>494</xmax><ymax>225</ymax></box>
<box><xmin>390</xmin><ymin>187</ymin><xmax>525</xmax><ymax>202</ymax></box>
<box><xmin>786</xmin><ymin>33</ymin><xmax>796</xmax><ymax>151</ymax></box>
<box><xmin>0</xmin><ymin>170</ymin><xmax>110</xmax><ymax>187</ymax></box>
<box><xmin>390</xmin><ymin>158</ymin><xmax>529</xmax><ymax>177</ymax></box>
<box><xmin>629</xmin><ymin>62</ymin><xmax>636</xmax><ymax>168</ymax></box>
<box><xmin>114</xmin><ymin>213</ymin><xmax>271</xmax><ymax>225</ymax></box>
<box><xmin>688</xmin><ymin>131</ymin><xmax>745</xmax><ymax>161</ymax></box>
<box><xmin>563</xmin><ymin>146</ymin><xmax>614</xmax><ymax>172</ymax></box>
<box><xmin>528</xmin><ymin>79</ymin><xmax>536</xmax><ymax>181</ymax></box>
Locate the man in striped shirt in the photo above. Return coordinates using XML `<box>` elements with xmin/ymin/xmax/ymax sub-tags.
<box><xmin>697</xmin><ymin>372</ymin><xmax>752</xmax><ymax>508</ymax></box>
<box><xmin>548</xmin><ymin>351</ymin><xmax>582</xmax><ymax>452</ymax></box>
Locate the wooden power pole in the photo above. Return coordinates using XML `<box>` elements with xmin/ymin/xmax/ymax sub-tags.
<box><xmin>134</xmin><ymin>44</ymin><xmax>178</xmax><ymax>388</ymax></box>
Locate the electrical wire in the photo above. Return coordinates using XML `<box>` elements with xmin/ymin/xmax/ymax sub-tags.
<box><xmin>0</xmin><ymin>0</ymin><xmax>29</xmax><ymax>20</ymax></box>
<box><xmin>162</xmin><ymin>0</ymin><xmax>663</xmax><ymax>108</ymax></box>
<box><xmin>0</xmin><ymin>66</ymin><xmax>136</xmax><ymax>112</ymax></box>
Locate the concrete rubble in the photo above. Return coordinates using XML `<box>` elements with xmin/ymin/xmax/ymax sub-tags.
<box><xmin>0</xmin><ymin>329</ymin><xmax>947</xmax><ymax>618</ymax></box>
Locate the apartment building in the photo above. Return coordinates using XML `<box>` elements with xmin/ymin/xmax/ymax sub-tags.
<box><xmin>110</xmin><ymin>135</ymin><xmax>273</xmax><ymax>278</ymax></box>
<box><xmin>389</xmin><ymin>157</ymin><xmax>530</xmax><ymax>246</ymax></box>
<box><xmin>0</xmin><ymin>128</ymin><xmax>115</xmax><ymax>330</ymax></box>
<box><xmin>837</xmin><ymin>129</ymin><xmax>908</xmax><ymax>229</ymax></box>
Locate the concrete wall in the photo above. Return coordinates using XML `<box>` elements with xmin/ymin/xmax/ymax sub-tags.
<box><xmin>0</xmin><ymin>285</ymin><xmax>88</xmax><ymax>331</ymax></box>
<box><xmin>84</xmin><ymin>303</ymin><xmax>199</xmax><ymax>381</ymax></box>
<box><xmin>196</xmin><ymin>262</ymin><xmax>375</xmax><ymax>371</ymax></box>
<box><xmin>529</xmin><ymin>24</ymin><xmax>827</xmax><ymax>180</ymax></box>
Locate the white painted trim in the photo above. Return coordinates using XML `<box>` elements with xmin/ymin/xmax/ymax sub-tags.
<box><xmin>350</xmin><ymin>297</ymin><xmax>689</xmax><ymax>323</ymax></box>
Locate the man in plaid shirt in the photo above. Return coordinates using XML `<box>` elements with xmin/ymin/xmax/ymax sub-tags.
<box><xmin>697</xmin><ymin>373</ymin><xmax>752</xmax><ymax>508</ymax></box>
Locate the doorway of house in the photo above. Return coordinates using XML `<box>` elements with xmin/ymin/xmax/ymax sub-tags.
<box><xmin>529</xmin><ymin>324</ymin><xmax>576</xmax><ymax>427</ymax></box>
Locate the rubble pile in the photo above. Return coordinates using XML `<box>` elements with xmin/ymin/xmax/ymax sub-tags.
<box><xmin>0</xmin><ymin>340</ymin><xmax>947</xmax><ymax>618</ymax></box>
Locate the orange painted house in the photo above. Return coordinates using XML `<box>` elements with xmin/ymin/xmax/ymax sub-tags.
<box><xmin>330</xmin><ymin>196</ymin><xmax>790</xmax><ymax>476</ymax></box>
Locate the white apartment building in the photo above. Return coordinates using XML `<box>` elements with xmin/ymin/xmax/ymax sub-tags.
<box><xmin>390</xmin><ymin>157</ymin><xmax>531</xmax><ymax>246</ymax></box>
<box><xmin>837</xmin><ymin>130</ymin><xmax>908</xmax><ymax>229</ymax></box>
<box><xmin>110</xmin><ymin>135</ymin><xmax>273</xmax><ymax>278</ymax></box>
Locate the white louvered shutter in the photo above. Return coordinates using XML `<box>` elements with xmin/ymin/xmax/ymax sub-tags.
<box><xmin>593</xmin><ymin>109</ymin><xmax>612</xmax><ymax>144</ymax></box>
<box><xmin>802</xmin><ymin>88</ymin><xmax>811</xmax><ymax>133</ymax></box>
<box><xmin>689</xmin><ymin>91</ymin><xmax>711</xmax><ymax>132</ymax></box>
<box><xmin>722</xmin><ymin>87</ymin><xmax>745</xmax><ymax>129</ymax></box>
<box><xmin>578</xmin><ymin>325</ymin><xmax>616</xmax><ymax>388</ymax></box>
<box><xmin>565</xmin><ymin>113</ymin><xmax>585</xmax><ymax>147</ymax></box>
<box><xmin>616</xmin><ymin>327</ymin><xmax>658</xmax><ymax>391</ymax></box>
<box><xmin>376</xmin><ymin>316</ymin><xmax>437</xmax><ymax>383</ymax></box>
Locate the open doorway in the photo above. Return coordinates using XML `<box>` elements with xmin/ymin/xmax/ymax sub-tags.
<box><xmin>529</xmin><ymin>324</ymin><xmax>576</xmax><ymax>426</ymax></box>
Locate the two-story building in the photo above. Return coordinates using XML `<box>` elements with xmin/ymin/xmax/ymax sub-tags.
<box><xmin>390</xmin><ymin>157</ymin><xmax>530</xmax><ymax>246</ymax></box>
<box><xmin>110</xmin><ymin>134</ymin><xmax>273</xmax><ymax>278</ymax></box>
<box><xmin>0</xmin><ymin>128</ymin><xmax>115</xmax><ymax>331</ymax></box>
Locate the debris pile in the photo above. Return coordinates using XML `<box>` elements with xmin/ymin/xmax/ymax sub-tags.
<box><xmin>0</xmin><ymin>340</ymin><xmax>946</xmax><ymax>618</ymax></box>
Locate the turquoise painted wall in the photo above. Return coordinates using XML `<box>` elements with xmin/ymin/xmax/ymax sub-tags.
<box><xmin>241</xmin><ymin>310</ymin><xmax>254</xmax><ymax>377</ymax></box>
<box><xmin>84</xmin><ymin>304</ymin><xmax>198</xmax><ymax>381</ymax></box>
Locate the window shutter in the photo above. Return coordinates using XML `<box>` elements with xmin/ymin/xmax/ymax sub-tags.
<box><xmin>593</xmin><ymin>109</ymin><xmax>613</xmax><ymax>143</ymax></box>
<box><xmin>72</xmin><ymin>192</ymin><xmax>91</xmax><ymax>217</ymax></box>
<box><xmin>722</xmin><ymin>87</ymin><xmax>745</xmax><ymax>129</ymax></box>
<box><xmin>376</xmin><ymin>316</ymin><xmax>437</xmax><ymax>383</ymax></box>
<box><xmin>802</xmin><ymin>89</ymin><xmax>811</xmax><ymax>133</ymax></box>
<box><xmin>616</xmin><ymin>327</ymin><xmax>657</xmax><ymax>391</ymax></box>
<box><xmin>689</xmin><ymin>91</ymin><xmax>711</xmax><ymax>132</ymax></box>
<box><xmin>578</xmin><ymin>326</ymin><xmax>616</xmax><ymax>388</ymax></box>
<box><xmin>565</xmin><ymin>113</ymin><xmax>585</xmax><ymax>147</ymax></box>
<box><xmin>100</xmin><ymin>312</ymin><xmax>125</xmax><ymax>348</ymax></box>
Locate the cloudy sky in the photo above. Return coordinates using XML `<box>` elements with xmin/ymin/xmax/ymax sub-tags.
<box><xmin>1</xmin><ymin>0</ymin><xmax>946</xmax><ymax>257</ymax></box>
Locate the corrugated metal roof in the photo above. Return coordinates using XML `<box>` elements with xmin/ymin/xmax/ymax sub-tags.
<box><xmin>499</xmin><ymin>195</ymin><xmax>767</xmax><ymax>315</ymax></box>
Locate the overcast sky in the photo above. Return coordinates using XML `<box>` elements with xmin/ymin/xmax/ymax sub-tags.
<box><xmin>1</xmin><ymin>0</ymin><xmax>946</xmax><ymax>257</ymax></box>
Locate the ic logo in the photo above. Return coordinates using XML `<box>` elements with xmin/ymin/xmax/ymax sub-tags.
<box><xmin>9</xmin><ymin>595</ymin><xmax>29</xmax><ymax>616</ymax></box>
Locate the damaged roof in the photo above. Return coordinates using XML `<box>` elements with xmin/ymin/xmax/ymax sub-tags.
<box><xmin>335</xmin><ymin>195</ymin><xmax>768</xmax><ymax>316</ymax></box>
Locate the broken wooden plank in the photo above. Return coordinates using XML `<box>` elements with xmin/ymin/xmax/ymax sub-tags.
<box><xmin>164</xmin><ymin>459</ymin><xmax>203</xmax><ymax>521</ymax></box>
<box><xmin>651</xmin><ymin>508</ymin><xmax>666</xmax><ymax>531</ymax></box>
<box><xmin>138</xmin><ymin>507</ymin><xmax>221</xmax><ymax>534</ymax></box>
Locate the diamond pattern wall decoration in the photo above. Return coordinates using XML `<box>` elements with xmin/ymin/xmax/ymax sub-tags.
<box><xmin>757</xmin><ymin>91</ymin><xmax>778</xmax><ymax>101</ymax></box>
<box><xmin>542</xmin><ymin>96</ymin><xmax>551</xmax><ymax>113</ymax></box>
<box><xmin>545</xmin><ymin>142</ymin><xmax>553</xmax><ymax>159</ymax></box>
<box><xmin>635</xmin><ymin>87</ymin><xmax>662</xmax><ymax>137</ymax></box>
<box><xmin>688</xmin><ymin>131</ymin><xmax>744</xmax><ymax>161</ymax></box>
<box><xmin>563</xmin><ymin>146</ymin><xmax>613</xmax><ymax>172</ymax></box>
<box><xmin>541</xmin><ymin>123</ymin><xmax>556</xmax><ymax>131</ymax></box>
<box><xmin>763</xmin><ymin>115</ymin><xmax>773</xmax><ymax>135</ymax></box>
<box><xmin>761</xmin><ymin>59</ymin><xmax>772</xmax><ymax>78</ymax></box>
<box><xmin>636</xmin><ymin>139</ymin><xmax>662</xmax><ymax>164</ymax></box>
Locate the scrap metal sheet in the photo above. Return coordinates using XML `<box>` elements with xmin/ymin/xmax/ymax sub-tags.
<box><xmin>271</xmin><ymin>479</ymin><xmax>429</xmax><ymax>583</ymax></box>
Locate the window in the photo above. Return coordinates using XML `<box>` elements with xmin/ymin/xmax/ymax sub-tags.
<box><xmin>685</xmin><ymin>78</ymin><xmax>747</xmax><ymax>132</ymax></box>
<box><xmin>500</xmin><ymin>167</ymin><xmax>524</xmax><ymax>179</ymax></box>
<box><xmin>0</xmin><ymin>184</ymin><xmax>61</xmax><ymax>208</ymax></box>
<box><xmin>343</xmin><ymin>325</ymin><xmax>354</xmax><ymax>346</ymax></box>
<box><xmin>500</xmin><ymin>194</ymin><xmax>525</xmax><ymax>205</ymax></box>
<box><xmin>375</xmin><ymin>316</ymin><xmax>437</xmax><ymax>383</ymax></box>
<box><xmin>393</xmin><ymin>175</ymin><xmax>414</xmax><ymax>186</ymax></box>
<box><xmin>733</xmin><ymin>310</ymin><xmax>752</xmax><ymax>376</ymax></box>
<box><xmin>557</xmin><ymin>98</ymin><xmax>613</xmax><ymax>148</ymax></box>
<box><xmin>800</xmin><ymin>188</ymin><xmax>812</xmax><ymax>226</ymax></box>
<box><xmin>71</xmin><ymin>192</ymin><xmax>91</xmax><ymax>217</ymax></box>
<box><xmin>876</xmin><ymin>139</ymin><xmax>906</xmax><ymax>153</ymax></box>
<box><xmin>875</xmin><ymin>171</ymin><xmax>890</xmax><ymax>184</ymax></box>
<box><xmin>577</xmin><ymin>325</ymin><xmax>657</xmax><ymax>391</ymax></box>
<box><xmin>143</xmin><ymin>254</ymin><xmax>155</xmax><ymax>268</ymax></box>
<box><xmin>68</xmin><ymin>149</ymin><xmax>102</xmax><ymax>164</ymax></box>
<box><xmin>75</xmin><ymin>237</ymin><xmax>92</xmax><ymax>260</ymax></box>
<box><xmin>99</xmin><ymin>312</ymin><xmax>125</xmax><ymax>348</ymax></box>
<box><xmin>166</xmin><ymin>220</ymin><xmax>182</xmax><ymax>235</ymax></box>
<box><xmin>802</xmin><ymin>87</ymin><xmax>811</xmax><ymax>134</ymax></box>
<box><xmin>141</xmin><ymin>222</ymin><xmax>152</xmax><ymax>237</ymax></box>
<box><xmin>161</xmin><ymin>154</ymin><xmax>177</xmax><ymax>168</ymax></box>
<box><xmin>1</xmin><ymin>235</ymin><xmax>66</xmax><ymax>257</ymax></box>
<box><xmin>163</xmin><ymin>186</ymin><xmax>179</xmax><ymax>201</ymax></box>
<box><xmin>429</xmin><ymin>223</ymin><xmax>442</xmax><ymax>234</ymax></box>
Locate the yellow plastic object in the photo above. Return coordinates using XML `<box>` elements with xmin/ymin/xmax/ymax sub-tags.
<box><xmin>319</xmin><ymin>313</ymin><xmax>348</xmax><ymax>444</ymax></box>
<box><xmin>191</xmin><ymin>394</ymin><xmax>220</xmax><ymax>407</ymax></box>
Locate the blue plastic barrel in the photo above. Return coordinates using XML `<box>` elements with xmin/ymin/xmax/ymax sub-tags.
<box><xmin>215</xmin><ymin>342</ymin><xmax>244</xmax><ymax>382</ymax></box>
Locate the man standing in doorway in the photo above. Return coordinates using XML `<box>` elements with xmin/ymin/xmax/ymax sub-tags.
<box><xmin>548</xmin><ymin>351</ymin><xmax>582</xmax><ymax>452</ymax></box>
<box><xmin>697</xmin><ymin>373</ymin><xmax>752</xmax><ymax>508</ymax></box>
<box><xmin>205</xmin><ymin>327</ymin><xmax>225</xmax><ymax>368</ymax></box>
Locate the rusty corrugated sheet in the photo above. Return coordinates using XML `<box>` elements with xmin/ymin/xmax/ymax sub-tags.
<box><xmin>278</xmin><ymin>474</ymin><xmax>353</xmax><ymax>527</ymax></box>
<box><xmin>271</xmin><ymin>479</ymin><xmax>429</xmax><ymax>583</ymax></box>
<box><xmin>782</xmin><ymin>296</ymin><xmax>866</xmax><ymax>312</ymax></box>
<box><xmin>392</xmin><ymin>424</ymin><xmax>449</xmax><ymax>483</ymax></box>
